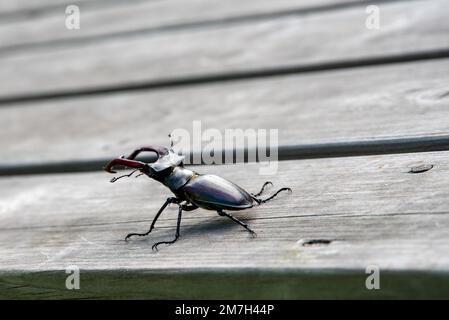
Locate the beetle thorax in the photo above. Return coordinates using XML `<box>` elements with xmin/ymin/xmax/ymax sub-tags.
<box><xmin>162</xmin><ymin>166</ymin><xmax>195</xmax><ymax>191</ymax></box>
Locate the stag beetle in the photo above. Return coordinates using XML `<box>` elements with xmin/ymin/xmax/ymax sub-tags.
<box><xmin>104</xmin><ymin>142</ymin><xmax>291</xmax><ymax>251</ymax></box>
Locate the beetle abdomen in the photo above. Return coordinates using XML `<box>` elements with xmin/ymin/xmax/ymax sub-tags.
<box><xmin>183</xmin><ymin>174</ymin><xmax>254</xmax><ymax>210</ymax></box>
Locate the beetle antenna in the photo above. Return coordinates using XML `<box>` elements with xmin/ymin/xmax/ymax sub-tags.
<box><xmin>110</xmin><ymin>169</ymin><xmax>140</xmax><ymax>183</ymax></box>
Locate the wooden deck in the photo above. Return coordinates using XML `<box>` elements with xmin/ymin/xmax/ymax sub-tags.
<box><xmin>1</xmin><ymin>0</ymin><xmax>449</xmax><ymax>299</ymax></box>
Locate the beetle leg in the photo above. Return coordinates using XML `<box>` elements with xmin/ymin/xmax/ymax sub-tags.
<box><xmin>125</xmin><ymin>197</ymin><xmax>179</xmax><ymax>241</ymax></box>
<box><xmin>152</xmin><ymin>204</ymin><xmax>183</xmax><ymax>251</ymax></box>
<box><xmin>251</xmin><ymin>181</ymin><xmax>273</xmax><ymax>197</ymax></box>
<box><xmin>255</xmin><ymin>187</ymin><xmax>292</xmax><ymax>204</ymax></box>
<box><xmin>218</xmin><ymin>210</ymin><xmax>257</xmax><ymax>237</ymax></box>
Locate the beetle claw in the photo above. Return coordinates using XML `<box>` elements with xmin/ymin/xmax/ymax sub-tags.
<box><xmin>152</xmin><ymin>238</ymin><xmax>179</xmax><ymax>251</ymax></box>
<box><xmin>249</xmin><ymin>230</ymin><xmax>257</xmax><ymax>238</ymax></box>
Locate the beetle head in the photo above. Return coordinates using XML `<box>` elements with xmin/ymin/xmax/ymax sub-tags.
<box><xmin>104</xmin><ymin>144</ymin><xmax>185</xmax><ymax>182</ymax></box>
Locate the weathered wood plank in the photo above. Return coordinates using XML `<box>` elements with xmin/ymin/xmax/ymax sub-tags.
<box><xmin>0</xmin><ymin>0</ymin><xmax>363</xmax><ymax>42</ymax></box>
<box><xmin>1</xmin><ymin>59</ymin><xmax>449</xmax><ymax>166</ymax></box>
<box><xmin>0</xmin><ymin>0</ymin><xmax>88</xmax><ymax>13</ymax></box>
<box><xmin>0</xmin><ymin>152</ymin><xmax>448</xmax><ymax>270</ymax></box>
<box><xmin>0</xmin><ymin>152</ymin><xmax>448</xmax><ymax>298</ymax></box>
<box><xmin>0</xmin><ymin>0</ymin><xmax>166</xmax><ymax>16</ymax></box>
<box><xmin>0</xmin><ymin>0</ymin><xmax>447</xmax><ymax>97</ymax></box>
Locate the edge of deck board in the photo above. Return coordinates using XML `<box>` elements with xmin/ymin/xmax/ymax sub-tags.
<box><xmin>1</xmin><ymin>268</ymin><xmax>448</xmax><ymax>299</ymax></box>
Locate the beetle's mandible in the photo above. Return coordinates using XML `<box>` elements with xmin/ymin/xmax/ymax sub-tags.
<box><xmin>104</xmin><ymin>143</ymin><xmax>292</xmax><ymax>251</ymax></box>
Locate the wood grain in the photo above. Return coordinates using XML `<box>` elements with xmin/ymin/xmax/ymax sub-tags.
<box><xmin>1</xmin><ymin>59</ymin><xmax>449</xmax><ymax>166</ymax></box>
<box><xmin>0</xmin><ymin>0</ymin><xmax>88</xmax><ymax>14</ymax></box>
<box><xmin>0</xmin><ymin>0</ymin><xmax>363</xmax><ymax>43</ymax></box>
<box><xmin>1</xmin><ymin>0</ymin><xmax>447</xmax><ymax>97</ymax></box>
<box><xmin>0</xmin><ymin>152</ymin><xmax>448</xmax><ymax>298</ymax></box>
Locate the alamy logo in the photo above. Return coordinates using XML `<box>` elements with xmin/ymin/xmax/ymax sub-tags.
<box><xmin>365</xmin><ymin>5</ymin><xmax>380</xmax><ymax>30</ymax></box>
<box><xmin>171</xmin><ymin>121</ymin><xmax>279</xmax><ymax>175</ymax></box>
<box><xmin>365</xmin><ymin>265</ymin><xmax>380</xmax><ymax>290</ymax></box>
<box><xmin>65</xmin><ymin>265</ymin><xmax>80</xmax><ymax>290</ymax></box>
<box><xmin>65</xmin><ymin>5</ymin><xmax>80</xmax><ymax>30</ymax></box>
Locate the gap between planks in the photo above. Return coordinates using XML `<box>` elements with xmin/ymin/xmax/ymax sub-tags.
<box><xmin>1</xmin><ymin>49</ymin><xmax>449</xmax><ymax>106</ymax></box>
<box><xmin>1</xmin><ymin>134</ymin><xmax>449</xmax><ymax>176</ymax></box>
